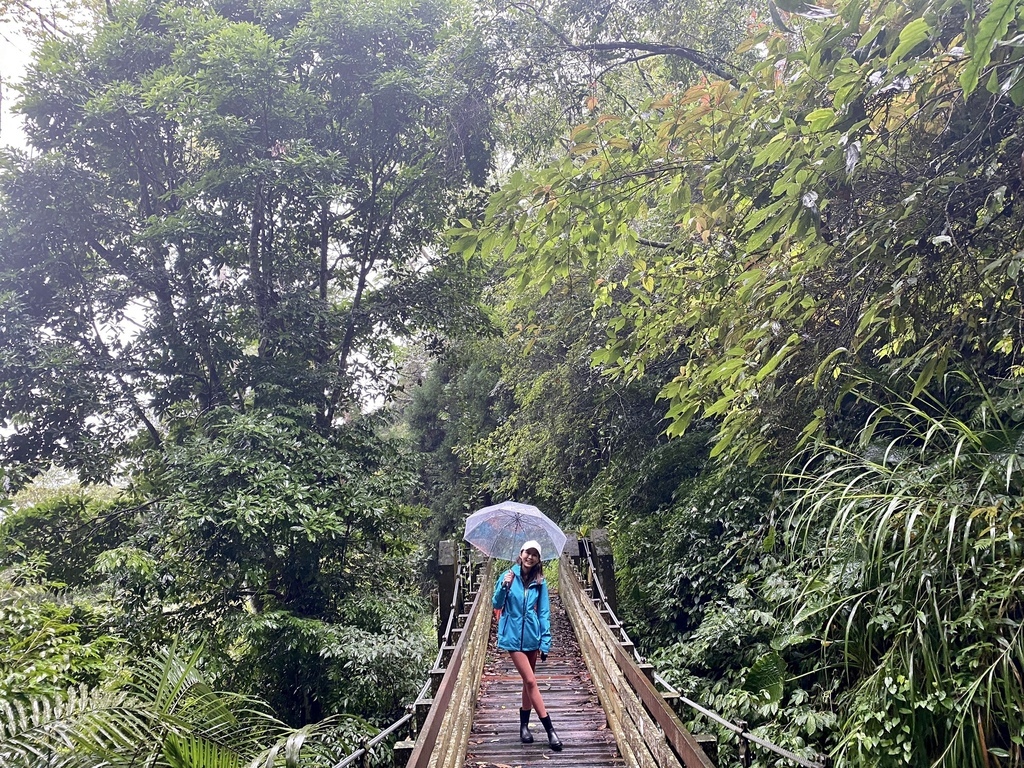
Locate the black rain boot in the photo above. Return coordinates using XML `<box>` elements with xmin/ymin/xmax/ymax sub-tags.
<box><xmin>539</xmin><ymin>714</ymin><xmax>562</xmax><ymax>751</ymax></box>
<box><xmin>519</xmin><ymin>708</ymin><xmax>534</xmax><ymax>743</ymax></box>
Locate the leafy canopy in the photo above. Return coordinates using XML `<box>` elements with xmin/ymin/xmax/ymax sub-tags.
<box><xmin>455</xmin><ymin>0</ymin><xmax>1024</xmax><ymax>464</ymax></box>
<box><xmin>0</xmin><ymin>0</ymin><xmax>493</xmax><ymax>482</ymax></box>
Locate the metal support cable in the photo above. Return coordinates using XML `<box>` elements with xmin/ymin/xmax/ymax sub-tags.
<box><xmin>576</xmin><ymin>537</ymin><xmax>826</xmax><ymax>768</ymax></box>
<box><xmin>332</xmin><ymin>713</ymin><xmax>414</xmax><ymax>768</ymax></box>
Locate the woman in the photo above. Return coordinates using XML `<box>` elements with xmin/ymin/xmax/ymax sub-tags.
<box><xmin>491</xmin><ymin>540</ymin><xmax>562</xmax><ymax>751</ymax></box>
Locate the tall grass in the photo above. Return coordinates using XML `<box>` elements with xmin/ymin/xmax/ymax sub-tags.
<box><xmin>784</xmin><ymin>375</ymin><xmax>1024</xmax><ymax>767</ymax></box>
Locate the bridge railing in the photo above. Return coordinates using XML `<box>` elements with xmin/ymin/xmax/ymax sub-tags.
<box><xmin>560</xmin><ymin>546</ymin><xmax>717</xmax><ymax>768</ymax></box>
<box><xmin>402</xmin><ymin>551</ymin><xmax>493</xmax><ymax>768</ymax></box>
<box><xmin>571</xmin><ymin>534</ymin><xmax>830</xmax><ymax>768</ymax></box>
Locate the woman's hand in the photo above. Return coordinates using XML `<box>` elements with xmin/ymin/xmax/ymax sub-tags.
<box><xmin>502</xmin><ymin>570</ymin><xmax>514</xmax><ymax>589</ymax></box>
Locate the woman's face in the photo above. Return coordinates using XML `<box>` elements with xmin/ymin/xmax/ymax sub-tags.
<box><xmin>521</xmin><ymin>548</ymin><xmax>540</xmax><ymax>566</ymax></box>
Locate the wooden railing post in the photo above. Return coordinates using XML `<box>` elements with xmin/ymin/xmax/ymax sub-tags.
<box><xmin>695</xmin><ymin>734</ymin><xmax>718</xmax><ymax>765</ymax></box>
<box><xmin>437</xmin><ymin>540</ymin><xmax>457</xmax><ymax>648</ymax></box>
<box><xmin>589</xmin><ymin>528</ymin><xmax>618</xmax><ymax>616</ymax></box>
<box><xmin>565</xmin><ymin>533</ymin><xmax>582</xmax><ymax>571</ymax></box>
<box><xmin>393</xmin><ymin>704</ymin><xmax>416</xmax><ymax>761</ymax></box>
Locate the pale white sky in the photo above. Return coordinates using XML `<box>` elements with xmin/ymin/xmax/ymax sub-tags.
<box><xmin>0</xmin><ymin>25</ymin><xmax>32</xmax><ymax>149</ymax></box>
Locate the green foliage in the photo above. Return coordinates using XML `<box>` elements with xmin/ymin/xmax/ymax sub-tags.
<box><xmin>143</xmin><ymin>408</ymin><xmax>418</xmax><ymax>618</ymax></box>
<box><xmin>0</xmin><ymin>490</ymin><xmax>134</xmax><ymax>586</ymax></box>
<box><xmin>457</xmin><ymin>277</ymin><xmax>675</xmax><ymax>515</ymax></box>
<box><xmin>0</xmin><ymin>0</ymin><xmax>494</xmax><ymax>483</ymax></box>
<box><xmin>613</xmin><ymin>457</ymin><xmax>774</xmax><ymax>647</ymax></box>
<box><xmin>614</xmin><ymin>377</ymin><xmax>1024</xmax><ymax>767</ymax></box>
<box><xmin>469</xmin><ymin>0</ymin><xmax>753</xmax><ymax>158</ymax></box>
<box><xmin>227</xmin><ymin>608</ymin><xmax>433</xmax><ymax>726</ymax></box>
<box><xmin>9</xmin><ymin>466</ymin><xmax>120</xmax><ymax>510</ymax></box>
<box><xmin>0</xmin><ymin>643</ymin><xmax>370</xmax><ymax>767</ymax></box>
<box><xmin>108</xmin><ymin>407</ymin><xmax>430</xmax><ymax>725</ymax></box>
<box><xmin>456</xmin><ymin>0</ymin><xmax>1024</xmax><ymax>467</ymax></box>
<box><xmin>784</xmin><ymin>377</ymin><xmax>1024</xmax><ymax>767</ymax></box>
<box><xmin>0</xmin><ymin>571</ymin><xmax>125</xmax><ymax>699</ymax></box>
<box><xmin>650</xmin><ymin>566</ymin><xmax>840</xmax><ymax>767</ymax></box>
<box><xmin>402</xmin><ymin>337</ymin><xmax>508</xmax><ymax>542</ymax></box>
<box><xmin>0</xmin><ymin>0</ymin><xmax>101</xmax><ymax>41</ymax></box>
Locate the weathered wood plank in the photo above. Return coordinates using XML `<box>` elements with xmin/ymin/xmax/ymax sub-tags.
<box><xmin>562</xmin><ymin>560</ymin><xmax>661</xmax><ymax>768</ymax></box>
<box><xmin>465</xmin><ymin>591</ymin><xmax>626</xmax><ymax>768</ymax></box>
<box><xmin>433</xmin><ymin>563</ymin><xmax>494</xmax><ymax>768</ymax></box>
<box><xmin>561</xmin><ymin>554</ymin><xmax>717</xmax><ymax>768</ymax></box>
<box><xmin>406</xmin><ymin>562</ymin><xmax>494</xmax><ymax>768</ymax></box>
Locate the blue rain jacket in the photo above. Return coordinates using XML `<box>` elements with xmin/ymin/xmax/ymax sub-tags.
<box><xmin>492</xmin><ymin>564</ymin><xmax>552</xmax><ymax>653</ymax></box>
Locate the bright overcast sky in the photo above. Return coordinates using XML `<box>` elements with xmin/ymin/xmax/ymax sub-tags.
<box><xmin>1</xmin><ymin>25</ymin><xmax>35</xmax><ymax>150</ymax></box>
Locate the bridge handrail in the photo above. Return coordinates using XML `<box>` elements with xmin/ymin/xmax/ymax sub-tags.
<box><xmin>333</xmin><ymin>712</ymin><xmax>414</xmax><ymax>768</ymax></box>
<box><xmin>561</xmin><ymin>548</ymin><xmax>716</xmax><ymax>768</ymax></box>
<box><xmin>403</xmin><ymin>555</ymin><xmax>493</xmax><ymax>768</ymax></box>
<box><xmin>576</xmin><ymin>536</ymin><xmax>829</xmax><ymax>768</ymax></box>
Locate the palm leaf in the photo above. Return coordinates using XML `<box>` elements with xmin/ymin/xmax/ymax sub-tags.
<box><xmin>163</xmin><ymin>732</ymin><xmax>244</xmax><ymax>768</ymax></box>
<box><xmin>0</xmin><ymin>685</ymin><xmax>156</xmax><ymax>768</ymax></box>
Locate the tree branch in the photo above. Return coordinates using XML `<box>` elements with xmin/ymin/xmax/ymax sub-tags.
<box><xmin>571</xmin><ymin>42</ymin><xmax>735</xmax><ymax>82</ymax></box>
<box><xmin>637</xmin><ymin>236</ymin><xmax>683</xmax><ymax>253</ymax></box>
<box><xmin>507</xmin><ymin>1</ymin><xmax>735</xmax><ymax>83</ymax></box>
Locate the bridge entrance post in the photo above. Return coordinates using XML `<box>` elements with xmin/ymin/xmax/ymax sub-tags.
<box><xmin>589</xmin><ymin>528</ymin><xmax>618</xmax><ymax>616</ymax></box>
<box><xmin>565</xmin><ymin>533</ymin><xmax>582</xmax><ymax>572</ymax></box>
<box><xmin>437</xmin><ymin>540</ymin><xmax>457</xmax><ymax>649</ymax></box>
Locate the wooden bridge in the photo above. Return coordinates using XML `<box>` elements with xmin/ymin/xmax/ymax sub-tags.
<box><xmin>334</xmin><ymin>534</ymin><xmax>828</xmax><ymax>768</ymax></box>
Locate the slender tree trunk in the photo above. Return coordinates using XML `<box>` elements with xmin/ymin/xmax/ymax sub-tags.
<box><xmin>249</xmin><ymin>183</ymin><xmax>269</xmax><ymax>358</ymax></box>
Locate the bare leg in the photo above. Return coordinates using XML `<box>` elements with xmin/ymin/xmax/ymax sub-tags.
<box><xmin>519</xmin><ymin>650</ymin><xmax>539</xmax><ymax>710</ymax></box>
<box><xmin>510</xmin><ymin>650</ymin><xmax>546</xmax><ymax>718</ymax></box>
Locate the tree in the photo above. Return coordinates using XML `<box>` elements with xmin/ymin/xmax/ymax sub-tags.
<box><xmin>0</xmin><ymin>0</ymin><xmax>494</xmax><ymax>483</ymax></box>
<box><xmin>115</xmin><ymin>406</ymin><xmax>432</xmax><ymax>725</ymax></box>
<box><xmin>464</xmin><ymin>0</ymin><xmax>753</xmax><ymax>164</ymax></box>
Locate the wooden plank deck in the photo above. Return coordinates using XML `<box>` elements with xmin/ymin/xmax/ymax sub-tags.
<box><xmin>464</xmin><ymin>590</ymin><xmax>626</xmax><ymax>768</ymax></box>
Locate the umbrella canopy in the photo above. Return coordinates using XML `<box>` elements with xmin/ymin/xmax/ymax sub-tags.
<box><xmin>464</xmin><ymin>501</ymin><xmax>567</xmax><ymax>562</ymax></box>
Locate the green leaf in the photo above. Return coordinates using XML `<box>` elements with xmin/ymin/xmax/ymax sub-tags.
<box><xmin>755</xmin><ymin>334</ymin><xmax>800</xmax><ymax>382</ymax></box>
<box><xmin>804</xmin><ymin>107</ymin><xmax>836</xmax><ymax>131</ymax></box>
<box><xmin>751</xmin><ymin>133</ymin><xmax>792</xmax><ymax>168</ymax></box>
<box><xmin>961</xmin><ymin>0</ymin><xmax>1020</xmax><ymax>94</ymax></box>
<box><xmin>744</xmin><ymin>651</ymin><xmax>786</xmax><ymax>703</ymax></box>
<box><xmin>888</xmin><ymin>18</ymin><xmax>931</xmax><ymax>64</ymax></box>
<box><xmin>812</xmin><ymin>347</ymin><xmax>848</xmax><ymax>388</ymax></box>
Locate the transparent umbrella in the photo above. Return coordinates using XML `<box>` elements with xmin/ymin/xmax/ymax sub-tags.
<box><xmin>463</xmin><ymin>500</ymin><xmax>567</xmax><ymax>562</ymax></box>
